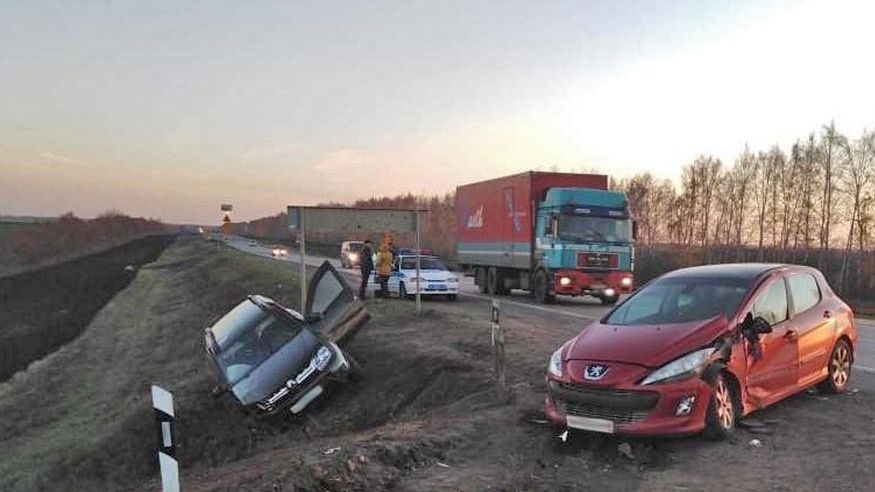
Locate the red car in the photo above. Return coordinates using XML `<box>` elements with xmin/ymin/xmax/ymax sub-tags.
<box><xmin>545</xmin><ymin>263</ymin><xmax>856</xmax><ymax>439</ymax></box>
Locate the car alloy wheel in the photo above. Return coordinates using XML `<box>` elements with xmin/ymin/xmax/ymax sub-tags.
<box><xmin>714</xmin><ymin>377</ymin><xmax>734</xmax><ymax>431</ymax></box>
<box><xmin>819</xmin><ymin>339</ymin><xmax>852</xmax><ymax>394</ymax></box>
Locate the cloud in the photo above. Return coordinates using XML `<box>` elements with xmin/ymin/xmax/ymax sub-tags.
<box><xmin>38</xmin><ymin>152</ymin><xmax>80</xmax><ymax>165</ymax></box>
<box><xmin>241</xmin><ymin>141</ymin><xmax>303</xmax><ymax>161</ymax></box>
<box><xmin>313</xmin><ymin>149</ymin><xmax>365</xmax><ymax>172</ymax></box>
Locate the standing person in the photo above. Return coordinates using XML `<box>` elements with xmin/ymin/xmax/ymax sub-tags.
<box><xmin>376</xmin><ymin>242</ymin><xmax>394</xmax><ymax>298</ymax></box>
<box><xmin>359</xmin><ymin>239</ymin><xmax>374</xmax><ymax>299</ymax></box>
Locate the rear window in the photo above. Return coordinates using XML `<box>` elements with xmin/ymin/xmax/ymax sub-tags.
<box><xmin>789</xmin><ymin>273</ymin><xmax>821</xmax><ymax>314</ymax></box>
<box><xmin>605</xmin><ymin>276</ymin><xmax>752</xmax><ymax>325</ymax></box>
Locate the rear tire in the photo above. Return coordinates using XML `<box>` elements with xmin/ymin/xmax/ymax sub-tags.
<box><xmin>487</xmin><ymin>267</ymin><xmax>501</xmax><ymax>295</ymax></box>
<box><xmin>476</xmin><ymin>267</ymin><xmax>488</xmax><ymax>294</ymax></box>
<box><xmin>704</xmin><ymin>372</ymin><xmax>737</xmax><ymax>440</ymax></box>
<box><xmin>533</xmin><ymin>270</ymin><xmax>555</xmax><ymax>304</ymax></box>
<box><xmin>818</xmin><ymin>339</ymin><xmax>852</xmax><ymax>394</ymax></box>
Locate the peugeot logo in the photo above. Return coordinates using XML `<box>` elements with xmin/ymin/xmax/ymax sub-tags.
<box><xmin>584</xmin><ymin>364</ymin><xmax>610</xmax><ymax>380</ymax></box>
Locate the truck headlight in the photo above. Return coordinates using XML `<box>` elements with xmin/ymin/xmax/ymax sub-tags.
<box><xmin>313</xmin><ymin>346</ymin><xmax>332</xmax><ymax>371</ymax></box>
<box><xmin>548</xmin><ymin>347</ymin><xmax>563</xmax><ymax>377</ymax></box>
<box><xmin>640</xmin><ymin>348</ymin><xmax>714</xmax><ymax>385</ymax></box>
<box><xmin>604</xmin><ymin>288</ymin><xmax>616</xmax><ymax>297</ymax></box>
<box><xmin>621</xmin><ymin>277</ymin><xmax>633</xmax><ymax>287</ymax></box>
<box><xmin>559</xmin><ymin>276</ymin><xmax>572</xmax><ymax>287</ymax></box>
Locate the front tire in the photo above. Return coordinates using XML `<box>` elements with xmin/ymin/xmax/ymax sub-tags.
<box><xmin>399</xmin><ymin>282</ymin><xmax>410</xmax><ymax>300</ymax></box>
<box><xmin>704</xmin><ymin>372</ymin><xmax>737</xmax><ymax>440</ymax></box>
<box><xmin>533</xmin><ymin>270</ymin><xmax>555</xmax><ymax>304</ymax></box>
<box><xmin>818</xmin><ymin>339</ymin><xmax>852</xmax><ymax>394</ymax></box>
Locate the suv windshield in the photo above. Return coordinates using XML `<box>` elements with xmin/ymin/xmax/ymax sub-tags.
<box><xmin>400</xmin><ymin>257</ymin><xmax>446</xmax><ymax>270</ymax></box>
<box><xmin>213</xmin><ymin>302</ymin><xmax>303</xmax><ymax>385</ymax></box>
<box><xmin>559</xmin><ymin>215</ymin><xmax>631</xmax><ymax>244</ymax></box>
<box><xmin>605</xmin><ymin>276</ymin><xmax>752</xmax><ymax>325</ymax></box>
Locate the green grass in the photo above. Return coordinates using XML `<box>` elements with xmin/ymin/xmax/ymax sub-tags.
<box><xmin>0</xmin><ymin>238</ymin><xmax>308</xmax><ymax>492</ymax></box>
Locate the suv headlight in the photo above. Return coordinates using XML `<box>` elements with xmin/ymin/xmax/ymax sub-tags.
<box><xmin>640</xmin><ymin>348</ymin><xmax>714</xmax><ymax>385</ymax></box>
<box><xmin>548</xmin><ymin>347</ymin><xmax>563</xmax><ymax>377</ymax></box>
<box><xmin>313</xmin><ymin>346</ymin><xmax>332</xmax><ymax>371</ymax></box>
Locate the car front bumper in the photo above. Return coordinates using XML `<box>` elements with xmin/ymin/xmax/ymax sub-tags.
<box><xmin>545</xmin><ymin>375</ymin><xmax>712</xmax><ymax>437</ymax></box>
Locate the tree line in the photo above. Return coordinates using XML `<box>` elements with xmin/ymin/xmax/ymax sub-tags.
<box><xmin>617</xmin><ymin>122</ymin><xmax>875</xmax><ymax>301</ymax></box>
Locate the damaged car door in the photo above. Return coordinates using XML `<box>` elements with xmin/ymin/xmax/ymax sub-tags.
<box><xmin>306</xmin><ymin>260</ymin><xmax>370</xmax><ymax>344</ymax></box>
<box><xmin>743</xmin><ymin>275</ymin><xmax>798</xmax><ymax>405</ymax></box>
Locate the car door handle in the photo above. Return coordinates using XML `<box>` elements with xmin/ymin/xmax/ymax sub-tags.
<box><xmin>783</xmin><ymin>329</ymin><xmax>798</xmax><ymax>340</ymax></box>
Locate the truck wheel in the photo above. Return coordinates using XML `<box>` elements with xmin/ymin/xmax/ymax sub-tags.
<box><xmin>476</xmin><ymin>267</ymin><xmax>488</xmax><ymax>293</ymax></box>
<box><xmin>600</xmin><ymin>295</ymin><xmax>619</xmax><ymax>305</ymax></box>
<box><xmin>487</xmin><ymin>267</ymin><xmax>501</xmax><ymax>295</ymax></box>
<box><xmin>533</xmin><ymin>270</ymin><xmax>555</xmax><ymax>304</ymax></box>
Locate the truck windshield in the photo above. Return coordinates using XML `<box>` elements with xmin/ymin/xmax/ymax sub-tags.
<box><xmin>215</xmin><ymin>307</ymin><xmax>303</xmax><ymax>385</ymax></box>
<box><xmin>558</xmin><ymin>215</ymin><xmax>632</xmax><ymax>244</ymax></box>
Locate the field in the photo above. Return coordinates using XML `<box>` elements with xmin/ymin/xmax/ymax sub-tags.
<box><xmin>2</xmin><ymin>238</ymin><xmax>874</xmax><ymax>491</ymax></box>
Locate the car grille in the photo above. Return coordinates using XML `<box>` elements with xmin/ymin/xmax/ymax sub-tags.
<box><xmin>561</xmin><ymin>401</ymin><xmax>650</xmax><ymax>424</ymax></box>
<box><xmin>550</xmin><ymin>381</ymin><xmax>658</xmax><ymax>425</ymax></box>
<box><xmin>577</xmin><ymin>252</ymin><xmax>619</xmax><ymax>269</ymax></box>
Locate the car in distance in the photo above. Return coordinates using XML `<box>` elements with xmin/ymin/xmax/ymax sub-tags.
<box><xmin>545</xmin><ymin>263</ymin><xmax>856</xmax><ymax>439</ymax></box>
<box><xmin>204</xmin><ymin>262</ymin><xmax>370</xmax><ymax>416</ymax></box>
<box><xmin>340</xmin><ymin>240</ymin><xmax>365</xmax><ymax>268</ymax></box>
<box><xmin>271</xmin><ymin>246</ymin><xmax>288</xmax><ymax>258</ymax></box>
<box><xmin>369</xmin><ymin>254</ymin><xmax>459</xmax><ymax>300</ymax></box>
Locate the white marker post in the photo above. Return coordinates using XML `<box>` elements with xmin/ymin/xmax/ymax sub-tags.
<box><xmin>491</xmin><ymin>299</ymin><xmax>507</xmax><ymax>403</ymax></box>
<box><xmin>151</xmin><ymin>385</ymin><xmax>180</xmax><ymax>492</ymax></box>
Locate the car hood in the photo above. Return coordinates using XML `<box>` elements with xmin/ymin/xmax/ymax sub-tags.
<box><xmin>402</xmin><ymin>269</ymin><xmax>453</xmax><ymax>281</ymax></box>
<box><xmin>231</xmin><ymin>328</ymin><xmax>324</xmax><ymax>405</ymax></box>
<box><xmin>565</xmin><ymin>315</ymin><xmax>729</xmax><ymax>368</ymax></box>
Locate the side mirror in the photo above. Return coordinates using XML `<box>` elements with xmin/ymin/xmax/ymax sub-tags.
<box><xmin>752</xmin><ymin>317</ymin><xmax>772</xmax><ymax>334</ymax></box>
<box><xmin>740</xmin><ymin>312</ymin><xmax>772</xmax><ymax>337</ymax></box>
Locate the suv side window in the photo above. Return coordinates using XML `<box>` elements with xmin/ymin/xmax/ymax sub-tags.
<box><xmin>752</xmin><ymin>278</ymin><xmax>789</xmax><ymax>325</ymax></box>
<box><xmin>788</xmin><ymin>273</ymin><xmax>821</xmax><ymax>314</ymax></box>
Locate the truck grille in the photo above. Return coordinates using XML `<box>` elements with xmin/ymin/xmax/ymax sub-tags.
<box><xmin>578</xmin><ymin>252</ymin><xmax>619</xmax><ymax>269</ymax></box>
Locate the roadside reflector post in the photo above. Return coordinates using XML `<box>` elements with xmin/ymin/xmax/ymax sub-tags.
<box><xmin>491</xmin><ymin>298</ymin><xmax>508</xmax><ymax>403</ymax></box>
<box><xmin>415</xmin><ymin>211</ymin><xmax>422</xmax><ymax>315</ymax></box>
<box><xmin>299</xmin><ymin>209</ymin><xmax>307</xmax><ymax>311</ymax></box>
<box><xmin>151</xmin><ymin>385</ymin><xmax>180</xmax><ymax>492</ymax></box>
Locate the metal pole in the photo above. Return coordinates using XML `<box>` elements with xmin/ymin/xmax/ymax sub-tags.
<box><xmin>415</xmin><ymin>211</ymin><xmax>422</xmax><ymax>315</ymax></box>
<box><xmin>300</xmin><ymin>210</ymin><xmax>307</xmax><ymax>311</ymax></box>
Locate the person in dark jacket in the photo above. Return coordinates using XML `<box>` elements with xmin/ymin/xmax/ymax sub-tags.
<box><xmin>359</xmin><ymin>240</ymin><xmax>374</xmax><ymax>299</ymax></box>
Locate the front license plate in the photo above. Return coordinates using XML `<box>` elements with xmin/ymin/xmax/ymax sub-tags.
<box><xmin>427</xmin><ymin>284</ymin><xmax>446</xmax><ymax>291</ymax></box>
<box><xmin>566</xmin><ymin>415</ymin><xmax>615</xmax><ymax>434</ymax></box>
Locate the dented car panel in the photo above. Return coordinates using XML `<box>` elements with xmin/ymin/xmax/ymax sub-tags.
<box><xmin>205</xmin><ymin>261</ymin><xmax>368</xmax><ymax>417</ymax></box>
<box><xmin>545</xmin><ymin>263</ymin><xmax>856</xmax><ymax>438</ymax></box>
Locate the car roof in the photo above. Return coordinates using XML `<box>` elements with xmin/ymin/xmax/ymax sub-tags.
<box><xmin>661</xmin><ymin>263</ymin><xmax>786</xmax><ymax>281</ymax></box>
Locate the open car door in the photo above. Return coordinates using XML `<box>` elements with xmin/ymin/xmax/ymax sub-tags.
<box><xmin>305</xmin><ymin>261</ymin><xmax>370</xmax><ymax>345</ymax></box>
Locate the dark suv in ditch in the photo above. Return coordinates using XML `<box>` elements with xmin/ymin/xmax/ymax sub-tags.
<box><xmin>204</xmin><ymin>262</ymin><xmax>370</xmax><ymax>416</ymax></box>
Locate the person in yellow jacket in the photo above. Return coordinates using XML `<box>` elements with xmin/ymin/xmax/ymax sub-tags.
<box><xmin>375</xmin><ymin>243</ymin><xmax>394</xmax><ymax>298</ymax></box>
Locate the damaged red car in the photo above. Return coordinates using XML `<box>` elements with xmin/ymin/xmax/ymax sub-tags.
<box><xmin>545</xmin><ymin>263</ymin><xmax>857</xmax><ymax>439</ymax></box>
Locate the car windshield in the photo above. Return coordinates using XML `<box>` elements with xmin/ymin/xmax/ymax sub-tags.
<box><xmin>558</xmin><ymin>215</ymin><xmax>631</xmax><ymax>244</ymax></box>
<box><xmin>213</xmin><ymin>303</ymin><xmax>303</xmax><ymax>385</ymax></box>
<box><xmin>347</xmin><ymin>242</ymin><xmax>363</xmax><ymax>252</ymax></box>
<box><xmin>400</xmin><ymin>257</ymin><xmax>447</xmax><ymax>270</ymax></box>
<box><xmin>605</xmin><ymin>276</ymin><xmax>752</xmax><ymax>325</ymax></box>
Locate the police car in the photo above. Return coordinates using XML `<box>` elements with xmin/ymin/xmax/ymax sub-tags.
<box><xmin>370</xmin><ymin>254</ymin><xmax>459</xmax><ymax>300</ymax></box>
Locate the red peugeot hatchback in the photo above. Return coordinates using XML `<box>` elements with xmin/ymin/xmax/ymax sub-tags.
<box><xmin>545</xmin><ymin>263</ymin><xmax>856</xmax><ymax>439</ymax></box>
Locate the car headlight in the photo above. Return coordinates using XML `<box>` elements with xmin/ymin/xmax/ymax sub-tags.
<box><xmin>548</xmin><ymin>347</ymin><xmax>563</xmax><ymax>377</ymax></box>
<box><xmin>349</xmin><ymin>253</ymin><xmax>359</xmax><ymax>262</ymax></box>
<box><xmin>408</xmin><ymin>277</ymin><xmax>419</xmax><ymax>283</ymax></box>
<box><xmin>640</xmin><ymin>348</ymin><xmax>714</xmax><ymax>385</ymax></box>
<box><xmin>313</xmin><ymin>346</ymin><xmax>332</xmax><ymax>371</ymax></box>
<box><xmin>621</xmin><ymin>277</ymin><xmax>633</xmax><ymax>287</ymax></box>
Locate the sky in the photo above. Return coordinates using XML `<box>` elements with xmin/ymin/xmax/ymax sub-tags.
<box><xmin>1</xmin><ymin>0</ymin><xmax>874</xmax><ymax>224</ymax></box>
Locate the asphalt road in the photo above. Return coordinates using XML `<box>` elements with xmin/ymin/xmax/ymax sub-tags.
<box><xmin>225</xmin><ymin>235</ymin><xmax>875</xmax><ymax>389</ymax></box>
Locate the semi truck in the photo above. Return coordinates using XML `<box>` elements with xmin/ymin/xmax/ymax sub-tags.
<box><xmin>455</xmin><ymin>171</ymin><xmax>635</xmax><ymax>304</ymax></box>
